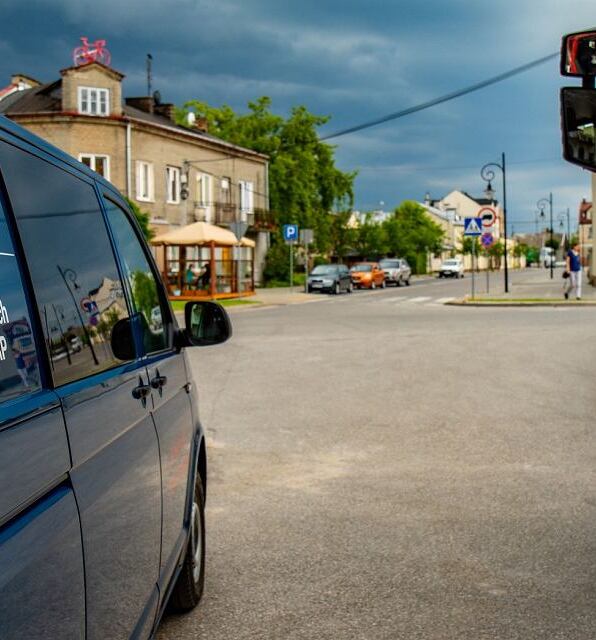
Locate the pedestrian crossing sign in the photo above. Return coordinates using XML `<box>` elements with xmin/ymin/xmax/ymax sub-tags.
<box><xmin>464</xmin><ymin>217</ymin><xmax>483</xmax><ymax>236</ymax></box>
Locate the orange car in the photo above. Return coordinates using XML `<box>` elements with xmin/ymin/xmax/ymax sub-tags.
<box><xmin>349</xmin><ymin>262</ymin><xmax>386</xmax><ymax>289</ymax></box>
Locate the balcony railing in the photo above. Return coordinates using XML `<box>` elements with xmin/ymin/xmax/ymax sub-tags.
<box><xmin>192</xmin><ymin>203</ymin><xmax>276</xmax><ymax>230</ymax></box>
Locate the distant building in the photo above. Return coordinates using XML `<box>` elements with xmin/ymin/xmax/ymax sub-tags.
<box><xmin>0</xmin><ymin>61</ymin><xmax>272</xmax><ymax>283</ymax></box>
<box><xmin>418</xmin><ymin>201</ymin><xmax>464</xmax><ymax>271</ymax></box>
<box><xmin>578</xmin><ymin>197</ymin><xmax>593</xmax><ymax>275</ymax></box>
<box><xmin>426</xmin><ymin>190</ymin><xmax>504</xmax><ymax>240</ymax></box>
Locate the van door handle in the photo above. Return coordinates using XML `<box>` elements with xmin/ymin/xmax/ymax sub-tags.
<box><xmin>150</xmin><ymin>374</ymin><xmax>167</xmax><ymax>389</ymax></box>
<box><xmin>132</xmin><ymin>383</ymin><xmax>151</xmax><ymax>400</ymax></box>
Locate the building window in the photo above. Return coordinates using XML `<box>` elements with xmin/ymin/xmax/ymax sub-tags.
<box><xmin>136</xmin><ymin>161</ymin><xmax>154</xmax><ymax>202</ymax></box>
<box><xmin>220</xmin><ymin>177</ymin><xmax>231</xmax><ymax>203</ymax></box>
<box><xmin>79</xmin><ymin>154</ymin><xmax>110</xmax><ymax>180</ymax></box>
<box><xmin>78</xmin><ymin>87</ymin><xmax>110</xmax><ymax>116</ymax></box>
<box><xmin>196</xmin><ymin>173</ymin><xmax>211</xmax><ymax>206</ymax></box>
<box><xmin>166</xmin><ymin>166</ymin><xmax>180</xmax><ymax>204</ymax></box>
<box><xmin>239</xmin><ymin>180</ymin><xmax>254</xmax><ymax>220</ymax></box>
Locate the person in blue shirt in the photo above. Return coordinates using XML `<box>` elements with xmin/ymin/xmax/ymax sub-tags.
<box><xmin>564</xmin><ymin>242</ymin><xmax>582</xmax><ymax>300</ymax></box>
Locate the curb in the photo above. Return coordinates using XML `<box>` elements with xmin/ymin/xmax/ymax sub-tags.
<box><xmin>446</xmin><ymin>299</ymin><xmax>596</xmax><ymax>308</ymax></box>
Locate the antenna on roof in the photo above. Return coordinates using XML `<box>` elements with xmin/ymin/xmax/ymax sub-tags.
<box><xmin>146</xmin><ymin>53</ymin><xmax>152</xmax><ymax>97</ymax></box>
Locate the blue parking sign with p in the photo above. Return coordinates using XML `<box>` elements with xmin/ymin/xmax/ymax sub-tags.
<box><xmin>283</xmin><ymin>224</ymin><xmax>299</xmax><ymax>243</ymax></box>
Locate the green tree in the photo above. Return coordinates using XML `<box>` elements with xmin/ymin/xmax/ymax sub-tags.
<box><xmin>177</xmin><ymin>97</ymin><xmax>355</xmax><ymax>253</ymax></box>
<box><xmin>544</xmin><ymin>236</ymin><xmax>560</xmax><ymax>251</ymax></box>
<box><xmin>487</xmin><ymin>241</ymin><xmax>505</xmax><ymax>269</ymax></box>
<box><xmin>354</xmin><ymin>214</ymin><xmax>387</xmax><ymax>259</ymax></box>
<box><xmin>328</xmin><ymin>211</ymin><xmax>356</xmax><ymax>262</ymax></box>
<box><xmin>131</xmin><ymin>270</ymin><xmax>159</xmax><ymax>321</ymax></box>
<box><xmin>125</xmin><ymin>197</ymin><xmax>154</xmax><ymax>241</ymax></box>
<box><xmin>383</xmin><ymin>201</ymin><xmax>444</xmax><ymax>273</ymax></box>
<box><xmin>459</xmin><ymin>237</ymin><xmax>480</xmax><ymax>255</ymax></box>
<box><xmin>263</xmin><ymin>238</ymin><xmax>293</xmax><ymax>284</ymax></box>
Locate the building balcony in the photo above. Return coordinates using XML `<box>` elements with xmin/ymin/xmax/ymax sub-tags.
<box><xmin>192</xmin><ymin>202</ymin><xmax>276</xmax><ymax>231</ymax></box>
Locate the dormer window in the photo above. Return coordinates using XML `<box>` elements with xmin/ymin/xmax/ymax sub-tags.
<box><xmin>78</xmin><ymin>86</ymin><xmax>110</xmax><ymax>116</ymax></box>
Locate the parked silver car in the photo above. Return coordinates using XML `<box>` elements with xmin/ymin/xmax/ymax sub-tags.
<box><xmin>379</xmin><ymin>258</ymin><xmax>411</xmax><ymax>286</ymax></box>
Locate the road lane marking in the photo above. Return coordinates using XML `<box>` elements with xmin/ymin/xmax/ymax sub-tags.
<box><xmin>407</xmin><ymin>296</ymin><xmax>432</xmax><ymax>303</ymax></box>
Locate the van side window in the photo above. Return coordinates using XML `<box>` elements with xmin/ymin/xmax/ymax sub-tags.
<box><xmin>0</xmin><ymin>198</ymin><xmax>41</xmax><ymax>401</ymax></box>
<box><xmin>103</xmin><ymin>198</ymin><xmax>169</xmax><ymax>354</ymax></box>
<box><xmin>0</xmin><ymin>142</ymin><xmax>133</xmax><ymax>386</ymax></box>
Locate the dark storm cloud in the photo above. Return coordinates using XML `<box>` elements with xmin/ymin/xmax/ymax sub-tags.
<box><xmin>1</xmin><ymin>0</ymin><xmax>595</xmax><ymax>219</ymax></box>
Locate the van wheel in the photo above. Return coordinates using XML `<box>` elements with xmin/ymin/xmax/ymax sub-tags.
<box><xmin>405</xmin><ymin>278</ymin><xmax>411</xmax><ymax>286</ymax></box>
<box><xmin>169</xmin><ymin>479</ymin><xmax>205</xmax><ymax>612</ymax></box>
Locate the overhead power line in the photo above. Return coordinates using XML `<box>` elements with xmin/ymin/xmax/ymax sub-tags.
<box><xmin>320</xmin><ymin>52</ymin><xmax>558</xmax><ymax>141</ymax></box>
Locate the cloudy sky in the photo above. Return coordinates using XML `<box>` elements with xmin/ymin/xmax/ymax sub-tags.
<box><xmin>2</xmin><ymin>0</ymin><xmax>595</xmax><ymax>232</ymax></box>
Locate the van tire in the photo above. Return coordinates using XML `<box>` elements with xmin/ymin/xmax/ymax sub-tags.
<box><xmin>169</xmin><ymin>478</ymin><xmax>206</xmax><ymax>612</ymax></box>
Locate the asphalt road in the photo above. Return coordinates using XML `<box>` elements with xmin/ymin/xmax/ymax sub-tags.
<box><xmin>158</xmin><ymin>272</ymin><xmax>596</xmax><ymax>640</ymax></box>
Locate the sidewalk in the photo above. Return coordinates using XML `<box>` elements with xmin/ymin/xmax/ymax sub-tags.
<box><xmin>252</xmin><ymin>286</ymin><xmax>322</xmax><ymax>306</ymax></box>
<box><xmin>455</xmin><ymin>267</ymin><xmax>596</xmax><ymax>305</ymax></box>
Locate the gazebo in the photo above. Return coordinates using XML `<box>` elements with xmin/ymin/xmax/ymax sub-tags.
<box><xmin>151</xmin><ymin>221</ymin><xmax>256</xmax><ymax>300</ymax></box>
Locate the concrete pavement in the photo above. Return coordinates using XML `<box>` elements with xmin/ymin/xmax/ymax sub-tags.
<box><xmin>465</xmin><ymin>266</ymin><xmax>596</xmax><ymax>301</ymax></box>
<box><xmin>159</xmin><ymin>273</ymin><xmax>596</xmax><ymax>640</ymax></box>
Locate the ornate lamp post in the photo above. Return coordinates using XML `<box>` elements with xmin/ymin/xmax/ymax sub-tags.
<box><xmin>57</xmin><ymin>265</ymin><xmax>99</xmax><ymax>365</ymax></box>
<box><xmin>480</xmin><ymin>153</ymin><xmax>508</xmax><ymax>292</ymax></box>
<box><xmin>537</xmin><ymin>193</ymin><xmax>554</xmax><ymax>279</ymax></box>
<box><xmin>558</xmin><ymin>208</ymin><xmax>571</xmax><ymax>251</ymax></box>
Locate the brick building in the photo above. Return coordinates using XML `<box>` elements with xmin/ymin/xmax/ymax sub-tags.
<box><xmin>0</xmin><ymin>62</ymin><xmax>271</xmax><ymax>283</ymax></box>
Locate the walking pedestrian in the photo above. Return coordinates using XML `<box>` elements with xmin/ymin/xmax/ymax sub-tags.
<box><xmin>564</xmin><ymin>242</ymin><xmax>582</xmax><ymax>300</ymax></box>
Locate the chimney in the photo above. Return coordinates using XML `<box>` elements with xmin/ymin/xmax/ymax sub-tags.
<box><xmin>125</xmin><ymin>96</ymin><xmax>154</xmax><ymax>114</ymax></box>
<box><xmin>154</xmin><ymin>102</ymin><xmax>176</xmax><ymax>122</ymax></box>
<box><xmin>195</xmin><ymin>116</ymin><xmax>208</xmax><ymax>132</ymax></box>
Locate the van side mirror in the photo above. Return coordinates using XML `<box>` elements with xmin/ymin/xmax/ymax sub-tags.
<box><xmin>560</xmin><ymin>87</ymin><xmax>596</xmax><ymax>171</ymax></box>
<box><xmin>110</xmin><ymin>317</ymin><xmax>136</xmax><ymax>361</ymax></box>
<box><xmin>183</xmin><ymin>301</ymin><xmax>232</xmax><ymax>347</ymax></box>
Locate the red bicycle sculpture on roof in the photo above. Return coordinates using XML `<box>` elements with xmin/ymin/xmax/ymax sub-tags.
<box><xmin>73</xmin><ymin>37</ymin><xmax>111</xmax><ymax>67</ymax></box>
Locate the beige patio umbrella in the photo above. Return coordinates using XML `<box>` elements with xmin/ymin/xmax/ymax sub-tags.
<box><xmin>151</xmin><ymin>221</ymin><xmax>255</xmax><ymax>247</ymax></box>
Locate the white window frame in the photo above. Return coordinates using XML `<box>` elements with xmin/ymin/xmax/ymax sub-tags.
<box><xmin>136</xmin><ymin>161</ymin><xmax>154</xmax><ymax>202</ymax></box>
<box><xmin>79</xmin><ymin>153</ymin><xmax>110</xmax><ymax>181</ymax></box>
<box><xmin>196</xmin><ymin>173</ymin><xmax>212</xmax><ymax>207</ymax></box>
<box><xmin>220</xmin><ymin>176</ymin><xmax>231</xmax><ymax>203</ymax></box>
<box><xmin>78</xmin><ymin>86</ymin><xmax>110</xmax><ymax>116</ymax></box>
<box><xmin>239</xmin><ymin>180</ymin><xmax>254</xmax><ymax>220</ymax></box>
<box><xmin>166</xmin><ymin>166</ymin><xmax>181</xmax><ymax>205</ymax></box>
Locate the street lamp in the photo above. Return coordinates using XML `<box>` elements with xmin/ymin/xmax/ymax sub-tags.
<box><xmin>57</xmin><ymin>265</ymin><xmax>99</xmax><ymax>365</ymax></box>
<box><xmin>537</xmin><ymin>193</ymin><xmax>554</xmax><ymax>279</ymax></box>
<box><xmin>480</xmin><ymin>153</ymin><xmax>508</xmax><ymax>292</ymax></box>
<box><xmin>558</xmin><ymin>208</ymin><xmax>571</xmax><ymax>251</ymax></box>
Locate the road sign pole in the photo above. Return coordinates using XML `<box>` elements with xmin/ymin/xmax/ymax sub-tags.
<box><xmin>486</xmin><ymin>261</ymin><xmax>489</xmax><ymax>294</ymax></box>
<box><xmin>289</xmin><ymin>243</ymin><xmax>294</xmax><ymax>294</ymax></box>
<box><xmin>304</xmin><ymin>243</ymin><xmax>309</xmax><ymax>294</ymax></box>
<box><xmin>471</xmin><ymin>241</ymin><xmax>476</xmax><ymax>299</ymax></box>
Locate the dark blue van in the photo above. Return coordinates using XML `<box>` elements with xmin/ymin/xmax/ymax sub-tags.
<box><xmin>0</xmin><ymin>116</ymin><xmax>231</xmax><ymax>639</ymax></box>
